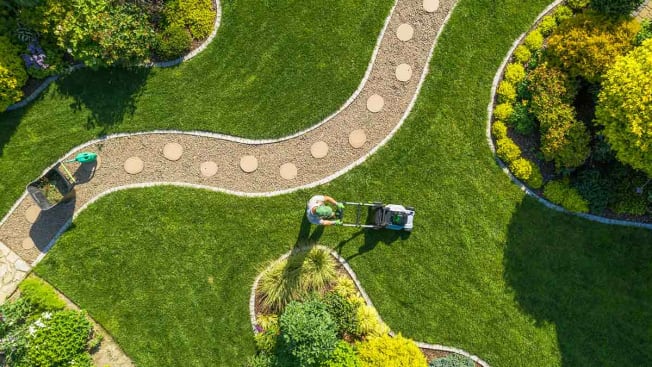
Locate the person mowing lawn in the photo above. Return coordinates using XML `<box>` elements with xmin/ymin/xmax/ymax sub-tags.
<box><xmin>306</xmin><ymin>194</ymin><xmax>344</xmax><ymax>226</ymax></box>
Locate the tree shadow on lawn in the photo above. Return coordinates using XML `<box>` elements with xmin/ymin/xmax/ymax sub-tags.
<box><xmin>0</xmin><ymin>100</ymin><xmax>30</xmax><ymax>157</ymax></box>
<box><xmin>55</xmin><ymin>67</ymin><xmax>150</xmax><ymax>135</ymax></box>
<box><xmin>503</xmin><ymin>197</ymin><xmax>652</xmax><ymax>366</ymax></box>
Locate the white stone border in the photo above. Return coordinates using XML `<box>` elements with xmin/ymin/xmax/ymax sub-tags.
<box><xmin>249</xmin><ymin>245</ymin><xmax>491</xmax><ymax>367</ymax></box>
<box><xmin>485</xmin><ymin>0</ymin><xmax>652</xmax><ymax>231</ymax></box>
<box><xmin>6</xmin><ymin>0</ymin><xmax>222</xmax><ymax>112</ymax></box>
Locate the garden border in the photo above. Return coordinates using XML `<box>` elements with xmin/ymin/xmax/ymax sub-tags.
<box><xmin>248</xmin><ymin>245</ymin><xmax>491</xmax><ymax>367</ymax></box>
<box><xmin>6</xmin><ymin>0</ymin><xmax>222</xmax><ymax>112</ymax></box>
<box><xmin>485</xmin><ymin>0</ymin><xmax>652</xmax><ymax>231</ymax></box>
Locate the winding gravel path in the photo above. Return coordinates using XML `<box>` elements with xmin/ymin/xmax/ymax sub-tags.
<box><xmin>0</xmin><ymin>0</ymin><xmax>455</xmax><ymax>300</ymax></box>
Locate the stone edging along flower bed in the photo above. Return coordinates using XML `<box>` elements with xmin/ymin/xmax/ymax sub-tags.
<box><xmin>6</xmin><ymin>0</ymin><xmax>222</xmax><ymax>112</ymax></box>
<box><xmin>485</xmin><ymin>0</ymin><xmax>652</xmax><ymax>231</ymax></box>
<box><xmin>249</xmin><ymin>245</ymin><xmax>492</xmax><ymax>367</ymax></box>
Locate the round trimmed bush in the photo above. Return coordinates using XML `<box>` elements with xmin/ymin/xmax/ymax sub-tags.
<box><xmin>357</xmin><ymin>334</ymin><xmax>427</xmax><ymax>367</ymax></box>
<box><xmin>544</xmin><ymin>180</ymin><xmax>590</xmax><ymax>213</ymax></box>
<box><xmin>504</xmin><ymin>63</ymin><xmax>526</xmax><ymax>84</ymax></box>
<box><xmin>279</xmin><ymin>299</ymin><xmax>338</xmax><ymax>367</ymax></box>
<box><xmin>493</xmin><ymin>103</ymin><xmax>514</xmax><ymax>121</ymax></box>
<box><xmin>324</xmin><ymin>341</ymin><xmax>361</xmax><ymax>367</ymax></box>
<box><xmin>491</xmin><ymin>121</ymin><xmax>508</xmax><ymax>140</ymax></box>
<box><xmin>497</xmin><ymin>81</ymin><xmax>516</xmax><ymax>103</ymax></box>
<box><xmin>156</xmin><ymin>23</ymin><xmax>192</xmax><ymax>60</ymax></box>
<box><xmin>429</xmin><ymin>353</ymin><xmax>474</xmax><ymax>367</ymax></box>
<box><xmin>537</xmin><ymin>15</ymin><xmax>558</xmax><ymax>37</ymax></box>
<box><xmin>355</xmin><ymin>304</ymin><xmax>389</xmax><ymax>338</ymax></box>
<box><xmin>496</xmin><ymin>137</ymin><xmax>521</xmax><ymax>163</ymax></box>
<box><xmin>513</xmin><ymin>45</ymin><xmax>531</xmax><ymax>64</ymax></box>
<box><xmin>524</xmin><ymin>29</ymin><xmax>544</xmax><ymax>51</ymax></box>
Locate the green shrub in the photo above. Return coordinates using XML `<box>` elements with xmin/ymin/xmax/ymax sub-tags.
<box><xmin>544</xmin><ymin>180</ymin><xmax>590</xmax><ymax>212</ymax></box>
<box><xmin>491</xmin><ymin>121</ymin><xmax>508</xmax><ymax>140</ymax></box>
<box><xmin>612</xmin><ymin>194</ymin><xmax>648</xmax><ymax>215</ymax></box>
<box><xmin>537</xmin><ymin>15</ymin><xmax>558</xmax><ymax>37</ymax></box>
<box><xmin>527</xmin><ymin>63</ymin><xmax>577</xmax><ymax>117</ymax></box>
<box><xmin>513</xmin><ymin>45</ymin><xmax>532</xmax><ymax>64</ymax></box>
<box><xmin>245</xmin><ymin>353</ymin><xmax>278</xmax><ymax>367</ymax></box>
<box><xmin>258</xmin><ymin>247</ymin><xmax>336</xmax><ymax>312</ymax></box>
<box><xmin>255</xmin><ymin>315</ymin><xmax>279</xmax><ymax>353</ymax></box>
<box><xmin>0</xmin><ymin>36</ymin><xmax>27</xmax><ymax>111</ymax></box>
<box><xmin>355</xmin><ymin>305</ymin><xmax>389</xmax><ymax>338</ymax></box>
<box><xmin>527</xmin><ymin>164</ymin><xmax>544</xmax><ymax>189</ymax></box>
<box><xmin>504</xmin><ymin>63</ymin><xmax>526</xmax><ymax>84</ymax></box>
<box><xmin>24</xmin><ymin>310</ymin><xmax>93</xmax><ymax>367</ymax></box>
<box><xmin>547</xmin><ymin>12</ymin><xmax>640</xmax><ymax>83</ymax></box>
<box><xmin>163</xmin><ymin>0</ymin><xmax>215</xmax><ymax>40</ymax></box>
<box><xmin>635</xmin><ymin>20</ymin><xmax>652</xmax><ymax>46</ymax></box>
<box><xmin>429</xmin><ymin>353</ymin><xmax>475</xmax><ymax>367</ymax></box>
<box><xmin>324</xmin><ymin>341</ymin><xmax>361</xmax><ymax>367</ymax></box>
<box><xmin>357</xmin><ymin>334</ymin><xmax>427</xmax><ymax>367</ymax></box>
<box><xmin>554</xmin><ymin>5</ymin><xmax>574</xmax><ymax>24</ymax></box>
<box><xmin>324</xmin><ymin>291</ymin><xmax>358</xmax><ymax>338</ymax></box>
<box><xmin>497</xmin><ymin>81</ymin><xmax>516</xmax><ymax>103</ymax></box>
<box><xmin>156</xmin><ymin>22</ymin><xmax>192</xmax><ymax>60</ymax></box>
<box><xmin>496</xmin><ymin>137</ymin><xmax>521</xmax><ymax>163</ymax></box>
<box><xmin>508</xmin><ymin>101</ymin><xmax>535</xmax><ymax>135</ymax></box>
<box><xmin>509</xmin><ymin>158</ymin><xmax>533</xmax><ymax>182</ymax></box>
<box><xmin>595</xmin><ymin>39</ymin><xmax>652</xmax><ymax>176</ymax></box>
<box><xmin>493</xmin><ymin>103</ymin><xmax>514</xmax><ymax>121</ymax></box>
<box><xmin>590</xmin><ymin>0</ymin><xmax>645</xmax><ymax>17</ymax></box>
<box><xmin>524</xmin><ymin>29</ymin><xmax>544</xmax><ymax>51</ymax></box>
<box><xmin>566</xmin><ymin>0</ymin><xmax>591</xmax><ymax>11</ymax></box>
<box><xmin>279</xmin><ymin>299</ymin><xmax>338</xmax><ymax>367</ymax></box>
<box><xmin>540</xmin><ymin>111</ymin><xmax>591</xmax><ymax>169</ymax></box>
<box><xmin>18</xmin><ymin>277</ymin><xmax>66</xmax><ymax>313</ymax></box>
<box><xmin>574</xmin><ymin>169</ymin><xmax>610</xmax><ymax>213</ymax></box>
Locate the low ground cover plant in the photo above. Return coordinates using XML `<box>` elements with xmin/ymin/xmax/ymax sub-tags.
<box><xmin>0</xmin><ymin>277</ymin><xmax>101</xmax><ymax>366</ymax></box>
<box><xmin>491</xmin><ymin>0</ymin><xmax>652</xmax><ymax>218</ymax></box>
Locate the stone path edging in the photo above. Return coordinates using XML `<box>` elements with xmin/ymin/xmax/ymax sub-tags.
<box><xmin>485</xmin><ymin>0</ymin><xmax>652</xmax><ymax>231</ymax></box>
<box><xmin>249</xmin><ymin>245</ymin><xmax>491</xmax><ymax>367</ymax></box>
<box><xmin>6</xmin><ymin>0</ymin><xmax>222</xmax><ymax>112</ymax></box>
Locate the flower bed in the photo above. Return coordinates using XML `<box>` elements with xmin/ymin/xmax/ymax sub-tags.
<box><xmin>489</xmin><ymin>0</ymin><xmax>652</xmax><ymax>222</ymax></box>
<box><xmin>248</xmin><ymin>246</ymin><xmax>485</xmax><ymax>367</ymax></box>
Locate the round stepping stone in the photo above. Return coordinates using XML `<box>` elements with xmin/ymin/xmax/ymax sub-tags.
<box><xmin>124</xmin><ymin>157</ymin><xmax>144</xmax><ymax>174</ymax></box>
<box><xmin>280</xmin><ymin>163</ymin><xmax>298</xmax><ymax>180</ymax></box>
<box><xmin>396</xmin><ymin>23</ymin><xmax>414</xmax><ymax>42</ymax></box>
<box><xmin>396</xmin><ymin>64</ymin><xmax>413</xmax><ymax>82</ymax></box>
<box><xmin>366</xmin><ymin>94</ymin><xmax>384</xmax><ymax>113</ymax></box>
<box><xmin>310</xmin><ymin>141</ymin><xmax>329</xmax><ymax>159</ymax></box>
<box><xmin>200</xmin><ymin>161</ymin><xmax>218</xmax><ymax>177</ymax></box>
<box><xmin>163</xmin><ymin>143</ymin><xmax>183</xmax><ymax>161</ymax></box>
<box><xmin>423</xmin><ymin>0</ymin><xmax>440</xmax><ymax>12</ymax></box>
<box><xmin>21</xmin><ymin>238</ymin><xmax>34</xmax><ymax>250</ymax></box>
<box><xmin>240</xmin><ymin>155</ymin><xmax>258</xmax><ymax>173</ymax></box>
<box><xmin>349</xmin><ymin>129</ymin><xmax>367</xmax><ymax>149</ymax></box>
<box><xmin>24</xmin><ymin>206</ymin><xmax>40</xmax><ymax>224</ymax></box>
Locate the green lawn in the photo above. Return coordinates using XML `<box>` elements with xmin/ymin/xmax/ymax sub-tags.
<box><xmin>0</xmin><ymin>0</ymin><xmax>393</xmax><ymax>218</ymax></box>
<box><xmin>33</xmin><ymin>0</ymin><xmax>652</xmax><ymax>366</ymax></box>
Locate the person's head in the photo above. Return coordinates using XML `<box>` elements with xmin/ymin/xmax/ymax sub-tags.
<box><xmin>315</xmin><ymin>205</ymin><xmax>333</xmax><ymax>219</ymax></box>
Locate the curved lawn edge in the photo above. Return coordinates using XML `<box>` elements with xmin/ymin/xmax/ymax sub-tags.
<box><xmin>485</xmin><ymin>0</ymin><xmax>652</xmax><ymax>231</ymax></box>
<box><xmin>6</xmin><ymin>0</ymin><xmax>223</xmax><ymax>112</ymax></box>
<box><xmin>249</xmin><ymin>245</ymin><xmax>492</xmax><ymax>367</ymax></box>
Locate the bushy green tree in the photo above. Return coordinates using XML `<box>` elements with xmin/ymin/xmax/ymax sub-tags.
<box><xmin>590</xmin><ymin>0</ymin><xmax>644</xmax><ymax>17</ymax></box>
<box><xmin>278</xmin><ymin>299</ymin><xmax>338</xmax><ymax>367</ymax></box>
<box><xmin>595</xmin><ymin>39</ymin><xmax>652</xmax><ymax>176</ymax></box>
<box><xmin>547</xmin><ymin>12</ymin><xmax>640</xmax><ymax>82</ymax></box>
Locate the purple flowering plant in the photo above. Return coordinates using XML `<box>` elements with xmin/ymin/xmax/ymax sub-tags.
<box><xmin>22</xmin><ymin>42</ymin><xmax>49</xmax><ymax>70</ymax></box>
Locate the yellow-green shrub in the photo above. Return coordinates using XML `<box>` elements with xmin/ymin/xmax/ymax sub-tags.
<box><xmin>491</xmin><ymin>121</ymin><xmax>508</xmax><ymax>140</ymax></box>
<box><xmin>526</xmin><ymin>63</ymin><xmax>577</xmax><ymax>117</ymax></box>
<box><xmin>357</xmin><ymin>334</ymin><xmax>427</xmax><ymax>367</ymax></box>
<box><xmin>527</xmin><ymin>164</ymin><xmax>544</xmax><ymax>189</ymax></box>
<box><xmin>544</xmin><ymin>180</ymin><xmax>589</xmax><ymax>213</ymax></box>
<box><xmin>566</xmin><ymin>0</ymin><xmax>590</xmax><ymax>11</ymax></box>
<box><xmin>493</xmin><ymin>103</ymin><xmax>514</xmax><ymax>121</ymax></box>
<box><xmin>524</xmin><ymin>29</ymin><xmax>544</xmax><ymax>51</ymax></box>
<box><xmin>497</xmin><ymin>81</ymin><xmax>516</xmax><ymax>103</ymax></box>
<box><xmin>538</xmin><ymin>15</ymin><xmax>558</xmax><ymax>37</ymax></box>
<box><xmin>0</xmin><ymin>36</ymin><xmax>27</xmax><ymax>112</ymax></box>
<box><xmin>547</xmin><ymin>12</ymin><xmax>640</xmax><ymax>82</ymax></box>
<box><xmin>539</xmin><ymin>108</ymin><xmax>591</xmax><ymax>169</ymax></box>
<box><xmin>504</xmin><ymin>63</ymin><xmax>526</xmax><ymax>84</ymax></box>
<box><xmin>509</xmin><ymin>158</ymin><xmax>533</xmax><ymax>181</ymax></box>
<box><xmin>554</xmin><ymin>5</ymin><xmax>573</xmax><ymax>24</ymax></box>
<box><xmin>496</xmin><ymin>137</ymin><xmax>521</xmax><ymax>163</ymax></box>
<box><xmin>164</xmin><ymin>0</ymin><xmax>215</xmax><ymax>40</ymax></box>
<box><xmin>595</xmin><ymin>38</ymin><xmax>652</xmax><ymax>176</ymax></box>
<box><xmin>513</xmin><ymin>45</ymin><xmax>532</xmax><ymax>64</ymax></box>
<box><xmin>356</xmin><ymin>305</ymin><xmax>389</xmax><ymax>337</ymax></box>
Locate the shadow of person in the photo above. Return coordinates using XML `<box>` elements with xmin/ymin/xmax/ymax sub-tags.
<box><xmin>294</xmin><ymin>213</ymin><xmax>325</xmax><ymax>248</ymax></box>
<box><xmin>28</xmin><ymin>194</ymin><xmax>76</xmax><ymax>253</ymax></box>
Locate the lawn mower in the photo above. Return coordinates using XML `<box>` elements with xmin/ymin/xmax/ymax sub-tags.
<box><xmin>336</xmin><ymin>201</ymin><xmax>415</xmax><ymax>231</ymax></box>
<box><xmin>26</xmin><ymin>152</ymin><xmax>97</xmax><ymax>210</ymax></box>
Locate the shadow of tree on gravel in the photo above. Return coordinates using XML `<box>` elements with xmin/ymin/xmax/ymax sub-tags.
<box><xmin>504</xmin><ymin>197</ymin><xmax>652</xmax><ymax>366</ymax></box>
<box><xmin>55</xmin><ymin>67</ymin><xmax>150</xmax><ymax>134</ymax></box>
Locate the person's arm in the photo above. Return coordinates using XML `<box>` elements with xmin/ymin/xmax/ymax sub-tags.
<box><xmin>323</xmin><ymin>195</ymin><xmax>338</xmax><ymax>206</ymax></box>
<box><xmin>319</xmin><ymin>219</ymin><xmax>341</xmax><ymax>226</ymax></box>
